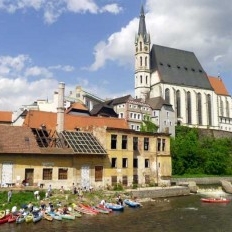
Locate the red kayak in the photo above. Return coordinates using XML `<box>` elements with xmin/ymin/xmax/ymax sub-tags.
<box><xmin>201</xmin><ymin>198</ymin><xmax>231</xmax><ymax>203</ymax></box>
<box><xmin>0</xmin><ymin>214</ymin><xmax>11</xmax><ymax>225</ymax></box>
<box><xmin>8</xmin><ymin>214</ymin><xmax>17</xmax><ymax>223</ymax></box>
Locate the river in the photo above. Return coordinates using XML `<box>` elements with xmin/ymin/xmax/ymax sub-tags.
<box><xmin>1</xmin><ymin>190</ymin><xmax>232</xmax><ymax>232</ymax></box>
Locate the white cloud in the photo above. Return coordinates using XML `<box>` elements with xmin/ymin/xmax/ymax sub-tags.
<box><xmin>24</xmin><ymin>66</ymin><xmax>53</xmax><ymax>78</ymax></box>
<box><xmin>100</xmin><ymin>4</ymin><xmax>123</xmax><ymax>14</ymax></box>
<box><xmin>88</xmin><ymin>0</ymin><xmax>232</xmax><ymax>78</ymax></box>
<box><xmin>0</xmin><ymin>0</ymin><xmax>122</xmax><ymax>24</ymax></box>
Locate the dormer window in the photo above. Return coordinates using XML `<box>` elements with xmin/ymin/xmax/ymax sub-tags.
<box><xmin>177</xmin><ymin>65</ymin><xmax>180</xmax><ymax>69</ymax></box>
<box><xmin>159</xmin><ymin>62</ymin><xmax>163</xmax><ymax>66</ymax></box>
<box><xmin>167</xmin><ymin>64</ymin><xmax>171</xmax><ymax>68</ymax></box>
<box><xmin>191</xmin><ymin>68</ymin><xmax>195</xmax><ymax>72</ymax></box>
<box><xmin>184</xmin><ymin>67</ymin><xmax>188</xmax><ymax>71</ymax></box>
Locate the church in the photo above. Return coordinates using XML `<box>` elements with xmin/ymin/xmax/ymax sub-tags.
<box><xmin>135</xmin><ymin>6</ymin><xmax>232</xmax><ymax>132</ymax></box>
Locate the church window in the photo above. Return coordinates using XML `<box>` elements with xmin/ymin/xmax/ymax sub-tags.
<box><xmin>187</xmin><ymin>91</ymin><xmax>192</xmax><ymax>124</ymax></box>
<box><xmin>207</xmin><ymin>94</ymin><xmax>212</xmax><ymax>126</ymax></box>
<box><xmin>140</xmin><ymin>56</ymin><xmax>142</xmax><ymax>66</ymax></box>
<box><xmin>140</xmin><ymin>75</ymin><xmax>142</xmax><ymax>84</ymax></box>
<box><xmin>176</xmin><ymin>90</ymin><xmax>181</xmax><ymax>118</ymax></box>
<box><xmin>139</xmin><ymin>42</ymin><xmax>142</xmax><ymax>51</ymax></box>
<box><xmin>226</xmin><ymin>100</ymin><xmax>230</xmax><ymax>117</ymax></box>
<box><xmin>145</xmin><ymin>57</ymin><xmax>147</xmax><ymax>66</ymax></box>
<box><xmin>165</xmin><ymin>88</ymin><xmax>170</xmax><ymax>104</ymax></box>
<box><xmin>146</xmin><ymin>76</ymin><xmax>148</xmax><ymax>84</ymax></box>
<box><xmin>197</xmin><ymin>93</ymin><xmax>202</xmax><ymax>125</ymax></box>
<box><xmin>220</xmin><ymin>99</ymin><xmax>224</xmax><ymax>116</ymax></box>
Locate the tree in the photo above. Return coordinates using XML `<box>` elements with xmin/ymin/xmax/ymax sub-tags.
<box><xmin>140</xmin><ymin>114</ymin><xmax>158</xmax><ymax>133</ymax></box>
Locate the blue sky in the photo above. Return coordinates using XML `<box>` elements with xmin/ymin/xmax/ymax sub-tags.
<box><xmin>0</xmin><ymin>0</ymin><xmax>231</xmax><ymax>111</ymax></box>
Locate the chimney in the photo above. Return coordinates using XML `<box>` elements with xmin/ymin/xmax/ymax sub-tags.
<box><xmin>57</xmin><ymin>82</ymin><xmax>65</xmax><ymax>133</ymax></box>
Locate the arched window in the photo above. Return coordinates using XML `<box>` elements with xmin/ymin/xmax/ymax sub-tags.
<box><xmin>220</xmin><ymin>99</ymin><xmax>224</xmax><ymax>116</ymax></box>
<box><xmin>145</xmin><ymin>76</ymin><xmax>148</xmax><ymax>85</ymax></box>
<box><xmin>165</xmin><ymin>88</ymin><xmax>170</xmax><ymax>104</ymax></box>
<box><xmin>176</xmin><ymin>90</ymin><xmax>181</xmax><ymax>118</ymax></box>
<box><xmin>140</xmin><ymin>75</ymin><xmax>142</xmax><ymax>84</ymax></box>
<box><xmin>197</xmin><ymin>93</ymin><xmax>202</xmax><ymax>125</ymax></box>
<box><xmin>139</xmin><ymin>42</ymin><xmax>142</xmax><ymax>51</ymax></box>
<box><xmin>207</xmin><ymin>94</ymin><xmax>212</xmax><ymax>126</ymax></box>
<box><xmin>187</xmin><ymin>91</ymin><xmax>192</xmax><ymax>124</ymax></box>
<box><xmin>140</xmin><ymin>57</ymin><xmax>142</xmax><ymax>66</ymax></box>
<box><xmin>226</xmin><ymin>100</ymin><xmax>230</xmax><ymax>117</ymax></box>
<box><xmin>145</xmin><ymin>57</ymin><xmax>147</xmax><ymax>67</ymax></box>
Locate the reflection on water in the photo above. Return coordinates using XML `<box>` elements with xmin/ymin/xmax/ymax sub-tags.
<box><xmin>2</xmin><ymin>194</ymin><xmax>232</xmax><ymax>232</ymax></box>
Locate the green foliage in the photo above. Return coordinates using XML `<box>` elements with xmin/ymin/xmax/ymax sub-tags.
<box><xmin>140</xmin><ymin>114</ymin><xmax>158</xmax><ymax>133</ymax></box>
<box><xmin>171</xmin><ymin>126</ymin><xmax>232</xmax><ymax>176</ymax></box>
<box><xmin>113</xmin><ymin>183</ymin><xmax>124</xmax><ymax>191</ymax></box>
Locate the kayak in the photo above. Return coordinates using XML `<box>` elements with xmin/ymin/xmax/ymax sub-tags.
<box><xmin>201</xmin><ymin>198</ymin><xmax>231</xmax><ymax>203</ymax></box>
<box><xmin>124</xmin><ymin>199</ymin><xmax>142</xmax><ymax>208</ymax></box>
<box><xmin>105</xmin><ymin>203</ymin><xmax>124</xmax><ymax>211</ymax></box>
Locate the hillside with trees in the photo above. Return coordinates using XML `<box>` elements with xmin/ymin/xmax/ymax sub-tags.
<box><xmin>171</xmin><ymin>126</ymin><xmax>232</xmax><ymax>175</ymax></box>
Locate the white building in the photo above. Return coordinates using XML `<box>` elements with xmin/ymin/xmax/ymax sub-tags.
<box><xmin>135</xmin><ymin>6</ymin><xmax>232</xmax><ymax>132</ymax></box>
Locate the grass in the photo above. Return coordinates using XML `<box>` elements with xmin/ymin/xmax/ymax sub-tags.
<box><xmin>0</xmin><ymin>189</ymin><xmax>129</xmax><ymax>211</ymax></box>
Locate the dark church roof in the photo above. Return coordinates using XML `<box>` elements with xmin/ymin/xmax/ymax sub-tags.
<box><xmin>150</xmin><ymin>44</ymin><xmax>213</xmax><ymax>91</ymax></box>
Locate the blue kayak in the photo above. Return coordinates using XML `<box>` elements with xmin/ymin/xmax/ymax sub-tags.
<box><xmin>105</xmin><ymin>203</ymin><xmax>124</xmax><ymax>211</ymax></box>
<box><xmin>124</xmin><ymin>199</ymin><xmax>141</xmax><ymax>208</ymax></box>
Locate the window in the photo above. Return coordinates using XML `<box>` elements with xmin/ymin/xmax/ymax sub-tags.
<box><xmin>119</xmin><ymin>113</ymin><xmax>124</xmax><ymax>118</ymax></box>
<box><xmin>176</xmin><ymin>90</ymin><xmax>181</xmax><ymax>118</ymax></box>
<box><xmin>111</xmin><ymin>176</ymin><xmax>117</xmax><ymax>186</ymax></box>
<box><xmin>133</xmin><ymin>137</ymin><xmax>138</xmax><ymax>150</ymax></box>
<box><xmin>145</xmin><ymin>57</ymin><xmax>147</xmax><ymax>66</ymax></box>
<box><xmin>130</xmin><ymin>112</ymin><xmax>133</xmax><ymax>118</ymax></box>
<box><xmin>145</xmin><ymin>159</ymin><xmax>150</xmax><ymax>168</ymax></box>
<box><xmin>197</xmin><ymin>93</ymin><xmax>202</xmax><ymax>125</ymax></box>
<box><xmin>111</xmin><ymin>134</ymin><xmax>117</xmax><ymax>149</ymax></box>
<box><xmin>165</xmin><ymin>88</ymin><xmax>170</xmax><ymax>104</ymax></box>
<box><xmin>133</xmin><ymin>158</ymin><xmax>138</xmax><ymax>168</ymax></box>
<box><xmin>162</xmin><ymin>139</ymin><xmax>166</xmax><ymax>151</ymax></box>
<box><xmin>207</xmin><ymin>94</ymin><xmax>212</xmax><ymax>126</ymax></box>
<box><xmin>111</xmin><ymin>158</ymin><xmax>117</xmax><ymax>168</ymax></box>
<box><xmin>133</xmin><ymin>175</ymin><xmax>138</xmax><ymax>184</ymax></box>
<box><xmin>146</xmin><ymin>75</ymin><xmax>148</xmax><ymax>84</ymax></box>
<box><xmin>139</xmin><ymin>42</ymin><xmax>142</xmax><ymax>51</ymax></box>
<box><xmin>140</xmin><ymin>75</ymin><xmax>142</xmax><ymax>84</ymax></box>
<box><xmin>122</xmin><ymin>158</ymin><xmax>128</xmax><ymax>168</ymax></box>
<box><xmin>43</xmin><ymin>168</ymin><xmax>52</xmax><ymax>180</ymax></box>
<box><xmin>122</xmin><ymin>176</ymin><xmax>128</xmax><ymax>186</ymax></box>
<box><xmin>144</xmin><ymin>137</ymin><xmax>149</xmax><ymax>150</ymax></box>
<box><xmin>145</xmin><ymin>175</ymin><xmax>150</xmax><ymax>184</ymax></box>
<box><xmin>95</xmin><ymin>166</ymin><xmax>103</xmax><ymax>182</ymax></box>
<box><xmin>58</xmin><ymin>168</ymin><xmax>68</xmax><ymax>180</ymax></box>
<box><xmin>140</xmin><ymin>57</ymin><xmax>142</xmax><ymax>66</ymax></box>
<box><xmin>122</xmin><ymin>135</ymin><xmax>127</xmax><ymax>149</ymax></box>
<box><xmin>157</xmin><ymin>138</ymin><xmax>161</xmax><ymax>151</ymax></box>
<box><xmin>187</xmin><ymin>91</ymin><xmax>192</xmax><ymax>124</ymax></box>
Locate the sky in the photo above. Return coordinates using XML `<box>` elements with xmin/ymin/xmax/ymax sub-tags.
<box><xmin>0</xmin><ymin>0</ymin><xmax>231</xmax><ymax>111</ymax></box>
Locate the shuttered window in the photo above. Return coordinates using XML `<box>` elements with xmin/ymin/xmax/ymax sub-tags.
<box><xmin>95</xmin><ymin>166</ymin><xmax>103</xmax><ymax>182</ymax></box>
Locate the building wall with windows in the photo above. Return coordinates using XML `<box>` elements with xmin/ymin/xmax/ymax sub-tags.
<box><xmin>89</xmin><ymin>126</ymin><xmax>171</xmax><ymax>187</ymax></box>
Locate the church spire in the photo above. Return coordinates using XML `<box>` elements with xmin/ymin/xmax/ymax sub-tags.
<box><xmin>138</xmin><ymin>5</ymin><xmax>147</xmax><ymax>37</ymax></box>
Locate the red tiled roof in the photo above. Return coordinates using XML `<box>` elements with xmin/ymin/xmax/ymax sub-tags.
<box><xmin>66</xmin><ymin>102</ymin><xmax>88</xmax><ymax>113</ymax></box>
<box><xmin>208</xmin><ymin>76</ymin><xmax>230</xmax><ymax>96</ymax></box>
<box><xmin>0</xmin><ymin>111</ymin><xmax>12</xmax><ymax>122</ymax></box>
<box><xmin>23</xmin><ymin>110</ymin><xmax>129</xmax><ymax>132</ymax></box>
<box><xmin>0</xmin><ymin>125</ymin><xmax>41</xmax><ymax>153</ymax></box>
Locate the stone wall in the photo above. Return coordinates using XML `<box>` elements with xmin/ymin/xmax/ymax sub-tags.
<box><xmin>129</xmin><ymin>186</ymin><xmax>190</xmax><ymax>199</ymax></box>
<box><xmin>171</xmin><ymin>177</ymin><xmax>232</xmax><ymax>185</ymax></box>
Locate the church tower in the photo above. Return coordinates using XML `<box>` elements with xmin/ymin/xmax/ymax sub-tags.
<box><xmin>134</xmin><ymin>5</ymin><xmax>151</xmax><ymax>100</ymax></box>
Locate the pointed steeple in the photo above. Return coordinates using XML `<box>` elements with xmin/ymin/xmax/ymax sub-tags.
<box><xmin>138</xmin><ymin>5</ymin><xmax>147</xmax><ymax>39</ymax></box>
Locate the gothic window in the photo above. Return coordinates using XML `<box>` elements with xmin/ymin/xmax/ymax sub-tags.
<box><xmin>207</xmin><ymin>94</ymin><xmax>212</xmax><ymax>126</ymax></box>
<box><xmin>226</xmin><ymin>100</ymin><xmax>230</xmax><ymax>117</ymax></box>
<box><xmin>140</xmin><ymin>56</ymin><xmax>142</xmax><ymax>66</ymax></box>
<box><xmin>139</xmin><ymin>42</ymin><xmax>142</xmax><ymax>51</ymax></box>
<box><xmin>220</xmin><ymin>99</ymin><xmax>224</xmax><ymax>116</ymax></box>
<box><xmin>165</xmin><ymin>88</ymin><xmax>170</xmax><ymax>104</ymax></box>
<box><xmin>146</xmin><ymin>76</ymin><xmax>148</xmax><ymax>84</ymax></box>
<box><xmin>176</xmin><ymin>90</ymin><xmax>181</xmax><ymax>118</ymax></box>
<box><xmin>197</xmin><ymin>93</ymin><xmax>202</xmax><ymax>125</ymax></box>
<box><xmin>187</xmin><ymin>91</ymin><xmax>192</xmax><ymax>124</ymax></box>
<box><xmin>140</xmin><ymin>75</ymin><xmax>142</xmax><ymax>84</ymax></box>
<box><xmin>145</xmin><ymin>57</ymin><xmax>147</xmax><ymax>66</ymax></box>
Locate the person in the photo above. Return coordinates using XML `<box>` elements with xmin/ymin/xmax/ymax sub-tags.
<box><xmin>40</xmin><ymin>200</ymin><xmax>46</xmax><ymax>211</ymax></box>
<box><xmin>100</xmin><ymin>199</ymin><xmax>106</xmax><ymax>208</ymax></box>
<box><xmin>27</xmin><ymin>202</ymin><xmax>33</xmax><ymax>212</ymax></box>
<box><xmin>72</xmin><ymin>183</ymin><xmax>77</xmax><ymax>194</ymax></box>
<box><xmin>7</xmin><ymin>190</ymin><xmax>12</xmax><ymax>203</ymax></box>
<box><xmin>62</xmin><ymin>205</ymin><xmax>69</xmax><ymax>214</ymax></box>
<box><xmin>47</xmin><ymin>184</ymin><xmax>52</xmax><ymax>197</ymax></box>
<box><xmin>34</xmin><ymin>190</ymin><xmax>40</xmax><ymax>199</ymax></box>
<box><xmin>78</xmin><ymin>188</ymin><xmax>83</xmax><ymax>199</ymax></box>
<box><xmin>116</xmin><ymin>195</ymin><xmax>123</xmax><ymax>205</ymax></box>
<box><xmin>60</xmin><ymin>186</ymin><xmax>64</xmax><ymax>194</ymax></box>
